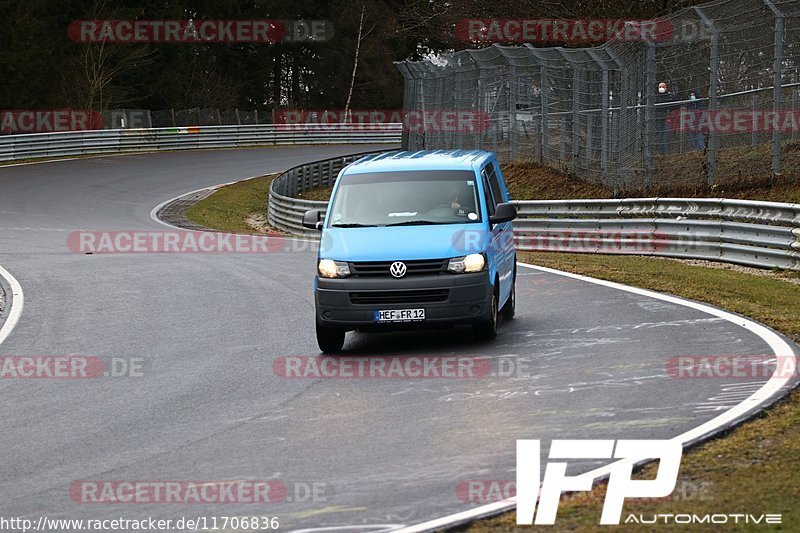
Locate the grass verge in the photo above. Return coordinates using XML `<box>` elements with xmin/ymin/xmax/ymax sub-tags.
<box><xmin>463</xmin><ymin>251</ymin><xmax>800</xmax><ymax>532</ymax></box>
<box><xmin>184</xmin><ymin>174</ymin><xmax>276</xmax><ymax>234</ymax></box>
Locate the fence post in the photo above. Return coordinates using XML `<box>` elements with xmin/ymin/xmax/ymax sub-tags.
<box><xmin>695</xmin><ymin>7</ymin><xmax>718</xmax><ymax>187</ymax></box>
<box><xmin>752</xmin><ymin>95</ymin><xmax>759</xmax><ymax>147</ymax></box>
<box><xmin>764</xmin><ymin>0</ymin><xmax>784</xmax><ymax>177</ymax></box>
<box><xmin>572</xmin><ymin>67</ymin><xmax>580</xmax><ymax>174</ymax></box>
<box><xmin>793</xmin><ymin>90</ymin><xmax>798</xmax><ymax>142</ymax></box>
<box><xmin>510</xmin><ymin>65</ymin><xmax>518</xmax><ymax>160</ymax></box>
<box><xmin>588</xmin><ymin>49</ymin><xmax>609</xmax><ymax>180</ymax></box>
<box><xmin>472</xmin><ymin>76</ymin><xmax>478</xmax><ymax>150</ymax></box>
<box><xmin>607</xmin><ymin>48</ymin><xmax>626</xmax><ymax>188</ymax></box>
<box><xmin>560</xmin><ymin>114</ymin><xmax>567</xmax><ymax>162</ymax></box>
<box><xmin>645</xmin><ymin>42</ymin><xmax>656</xmax><ymax>190</ymax></box>
<box><xmin>540</xmin><ymin>63</ymin><xmax>548</xmax><ymax>165</ymax></box>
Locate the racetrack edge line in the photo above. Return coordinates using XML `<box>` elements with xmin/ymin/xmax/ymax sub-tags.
<box><xmin>0</xmin><ymin>264</ymin><xmax>24</xmax><ymax>348</ymax></box>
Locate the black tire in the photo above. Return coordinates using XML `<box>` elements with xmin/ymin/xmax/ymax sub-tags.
<box><xmin>502</xmin><ymin>267</ymin><xmax>516</xmax><ymax>321</ymax></box>
<box><xmin>473</xmin><ymin>288</ymin><xmax>498</xmax><ymax>341</ymax></box>
<box><xmin>316</xmin><ymin>322</ymin><xmax>345</xmax><ymax>354</ymax></box>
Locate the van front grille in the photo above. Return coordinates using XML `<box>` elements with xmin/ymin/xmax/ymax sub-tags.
<box><xmin>349</xmin><ymin>259</ymin><xmax>447</xmax><ymax>277</ymax></box>
<box><xmin>349</xmin><ymin>289</ymin><xmax>449</xmax><ymax>305</ymax></box>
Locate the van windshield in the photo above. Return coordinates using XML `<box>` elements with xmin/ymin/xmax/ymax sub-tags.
<box><xmin>327</xmin><ymin>170</ymin><xmax>482</xmax><ymax>228</ymax></box>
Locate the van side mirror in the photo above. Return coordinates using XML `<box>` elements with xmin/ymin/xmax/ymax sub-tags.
<box><xmin>490</xmin><ymin>202</ymin><xmax>517</xmax><ymax>225</ymax></box>
<box><xmin>302</xmin><ymin>209</ymin><xmax>325</xmax><ymax>230</ymax></box>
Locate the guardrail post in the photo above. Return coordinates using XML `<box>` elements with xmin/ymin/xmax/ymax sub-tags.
<box><xmin>695</xmin><ymin>6</ymin><xmax>719</xmax><ymax>187</ymax></box>
<box><xmin>764</xmin><ymin>0</ymin><xmax>785</xmax><ymax>177</ymax></box>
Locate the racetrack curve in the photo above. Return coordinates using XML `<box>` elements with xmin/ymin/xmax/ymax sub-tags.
<box><xmin>0</xmin><ymin>146</ymin><xmax>797</xmax><ymax>532</ymax></box>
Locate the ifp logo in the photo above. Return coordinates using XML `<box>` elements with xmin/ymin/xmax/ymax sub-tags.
<box><xmin>516</xmin><ymin>439</ymin><xmax>682</xmax><ymax>525</ymax></box>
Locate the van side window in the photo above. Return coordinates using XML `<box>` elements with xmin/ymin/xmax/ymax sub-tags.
<box><xmin>480</xmin><ymin>166</ymin><xmax>496</xmax><ymax>216</ymax></box>
<box><xmin>488</xmin><ymin>163</ymin><xmax>506</xmax><ymax>204</ymax></box>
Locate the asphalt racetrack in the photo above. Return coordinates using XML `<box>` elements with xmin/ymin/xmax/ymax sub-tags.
<box><xmin>0</xmin><ymin>146</ymin><xmax>797</xmax><ymax>531</ymax></box>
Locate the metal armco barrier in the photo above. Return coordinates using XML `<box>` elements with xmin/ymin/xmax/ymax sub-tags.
<box><xmin>512</xmin><ymin>198</ymin><xmax>800</xmax><ymax>271</ymax></box>
<box><xmin>0</xmin><ymin>124</ymin><xmax>402</xmax><ymax>162</ymax></box>
<box><xmin>268</xmin><ymin>152</ymin><xmax>800</xmax><ymax>271</ymax></box>
<box><xmin>268</xmin><ymin>151</ymin><xmax>384</xmax><ymax>238</ymax></box>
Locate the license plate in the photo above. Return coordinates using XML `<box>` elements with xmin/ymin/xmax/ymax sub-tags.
<box><xmin>374</xmin><ymin>308</ymin><xmax>425</xmax><ymax>322</ymax></box>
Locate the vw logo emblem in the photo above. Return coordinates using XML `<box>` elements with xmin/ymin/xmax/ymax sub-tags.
<box><xmin>389</xmin><ymin>261</ymin><xmax>407</xmax><ymax>278</ymax></box>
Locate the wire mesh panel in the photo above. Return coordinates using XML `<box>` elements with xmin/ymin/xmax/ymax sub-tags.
<box><xmin>395</xmin><ymin>0</ymin><xmax>800</xmax><ymax>192</ymax></box>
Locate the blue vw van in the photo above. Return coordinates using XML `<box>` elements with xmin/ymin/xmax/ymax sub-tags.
<box><xmin>303</xmin><ymin>150</ymin><xmax>517</xmax><ymax>353</ymax></box>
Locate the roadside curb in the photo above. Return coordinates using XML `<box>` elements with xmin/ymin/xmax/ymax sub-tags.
<box><xmin>155</xmin><ymin>187</ymin><xmax>219</xmax><ymax>231</ymax></box>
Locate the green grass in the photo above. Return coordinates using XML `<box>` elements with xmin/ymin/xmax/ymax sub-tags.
<box><xmin>184</xmin><ymin>174</ymin><xmax>276</xmax><ymax>233</ymax></box>
<box><xmin>463</xmin><ymin>252</ymin><xmax>800</xmax><ymax>532</ymax></box>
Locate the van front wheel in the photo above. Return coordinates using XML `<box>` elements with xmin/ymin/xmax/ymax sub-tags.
<box><xmin>502</xmin><ymin>275</ymin><xmax>516</xmax><ymax>320</ymax></box>
<box><xmin>316</xmin><ymin>322</ymin><xmax>345</xmax><ymax>354</ymax></box>
<box><xmin>473</xmin><ymin>289</ymin><xmax>498</xmax><ymax>341</ymax></box>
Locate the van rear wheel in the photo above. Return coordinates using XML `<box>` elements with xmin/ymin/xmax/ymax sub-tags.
<box><xmin>316</xmin><ymin>322</ymin><xmax>345</xmax><ymax>354</ymax></box>
<box><xmin>473</xmin><ymin>289</ymin><xmax>498</xmax><ymax>341</ymax></box>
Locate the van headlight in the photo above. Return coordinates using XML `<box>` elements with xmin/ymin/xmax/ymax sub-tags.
<box><xmin>447</xmin><ymin>253</ymin><xmax>486</xmax><ymax>274</ymax></box>
<box><xmin>318</xmin><ymin>259</ymin><xmax>351</xmax><ymax>278</ymax></box>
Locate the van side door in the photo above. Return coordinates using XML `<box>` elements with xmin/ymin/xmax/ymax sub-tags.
<box><xmin>480</xmin><ymin>160</ymin><xmax>514</xmax><ymax>305</ymax></box>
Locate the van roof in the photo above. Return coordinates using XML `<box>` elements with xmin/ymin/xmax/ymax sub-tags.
<box><xmin>343</xmin><ymin>150</ymin><xmax>494</xmax><ymax>174</ymax></box>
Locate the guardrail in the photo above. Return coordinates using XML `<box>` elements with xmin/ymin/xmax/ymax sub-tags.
<box><xmin>0</xmin><ymin>124</ymin><xmax>402</xmax><ymax>162</ymax></box>
<box><xmin>512</xmin><ymin>198</ymin><xmax>800</xmax><ymax>271</ymax></box>
<box><xmin>268</xmin><ymin>151</ymin><xmax>385</xmax><ymax>238</ymax></box>
<box><xmin>268</xmin><ymin>152</ymin><xmax>800</xmax><ymax>271</ymax></box>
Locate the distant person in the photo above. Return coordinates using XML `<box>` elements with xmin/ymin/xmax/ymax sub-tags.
<box><xmin>685</xmin><ymin>89</ymin><xmax>707</xmax><ymax>151</ymax></box>
<box><xmin>655</xmin><ymin>82</ymin><xmax>676</xmax><ymax>155</ymax></box>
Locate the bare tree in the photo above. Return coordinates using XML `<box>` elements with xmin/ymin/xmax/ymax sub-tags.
<box><xmin>62</xmin><ymin>0</ymin><xmax>153</xmax><ymax>111</ymax></box>
<box><xmin>344</xmin><ymin>3</ymin><xmax>369</xmax><ymax>118</ymax></box>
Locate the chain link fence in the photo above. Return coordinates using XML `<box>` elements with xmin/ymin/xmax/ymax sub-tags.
<box><xmin>115</xmin><ymin>108</ymin><xmax>276</xmax><ymax>128</ymax></box>
<box><xmin>395</xmin><ymin>0</ymin><xmax>800</xmax><ymax>192</ymax></box>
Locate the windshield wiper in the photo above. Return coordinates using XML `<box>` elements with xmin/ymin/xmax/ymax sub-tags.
<box><xmin>330</xmin><ymin>223</ymin><xmax>377</xmax><ymax>228</ymax></box>
<box><xmin>384</xmin><ymin>220</ymin><xmax>446</xmax><ymax>227</ymax></box>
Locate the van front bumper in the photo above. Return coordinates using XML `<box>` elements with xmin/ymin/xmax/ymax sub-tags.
<box><xmin>315</xmin><ymin>271</ymin><xmax>492</xmax><ymax>331</ymax></box>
